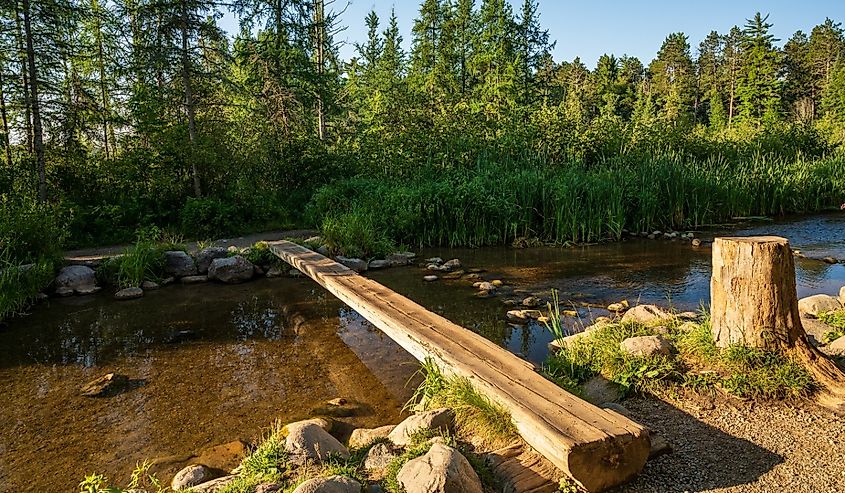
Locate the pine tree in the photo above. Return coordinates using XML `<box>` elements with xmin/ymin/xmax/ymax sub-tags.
<box><xmin>783</xmin><ymin>31</ymin><xmax>814</xmax><ymax>121</ymax></box>
<box><xmin>696</xmin><ymin>31</ymin><xmax>723</xmax><ymax>124</ymax></box>
<box><xmin>515</xmin><ymin>0</ymin><xmax>553</xmax><ymax>103</ymax></box>
<box><xmin>737</xmin><ymin>13</ymin><xmax>782</xmax><ymax>125</ymax></box>
<box><xmin>649</xmin><ymin>32</ymin><xmax>695</xmax><ymax>123</ymax></box>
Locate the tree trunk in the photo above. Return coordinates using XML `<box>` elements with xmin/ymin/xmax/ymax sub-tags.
<box><xmin>0</xmin><ymin>67</ymin><xmax>12</xmax><ymax>167</ymax></box>
<box><xmin>180</xmin><ymin>0</ymin><xmax>201</xmax><ymax>198</ymax></box>
<box><xmin>15</xmin><ymin>4</ymin><xmax>32</xmax><ymax>154</ymax></box>
<box><xmin>711</xmin><ymin>236</ymin><xmax>845</xmax><ymax>413</ymax></box>
<box><xmin>92</xmin><ymin>0</ymin><xmax>111</xmax><ymax>160</ymax></box>
<box><xmin>22</xmin><ymin>0</ymin><xmax>46</xmax><ymax>202</ymax></box>
<box><xmin>313</xmin><ymin>0</ymin><xmax>326</xmax><ymax>140</ymax></box>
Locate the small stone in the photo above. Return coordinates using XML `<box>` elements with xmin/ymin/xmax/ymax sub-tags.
<box><xmin>141</xmin><ymin>280</ymin><xmax>159</xmax><ymax>291</ymax></box>
<box><xmin>425</xmin><ymin>257</ymin><xmax>443</xmax><ymax>265</ymax></box>
<box><xmin>181</xmin><ymin>275</ymin><xmax>209</xmax><ymax>284</ymax></box>
<box><xmin>396</xmin><ymin>443</ymin><xmax>482</xmax><ymax>493</ymax></box>
<box><xmin>80</xmin><ymin>373</ymin><xmax>130</xmax><ymax>397</ymax></box>
<box><xmin>607</xmin><ymin>300</ymin><xmax>629</xmax><ymax>312</ymax></box>
<box><xmin>502</xmin><ymin>299</ymin><xmax>520</xmax><ymax>307</ymax></box>
<box><xmin>288</xmin><ymin>269</ymin><xmax>303</xmax><ymax>278</ymax></box>
<box><xmin>620</xmin><ymin>335</ymin><xmax>673</xmax><ymax>358</ymax></box>
<box><xmin>171</xmin><ymin>464</ymin><xmax>218</xmax><ymax>491</ymax></box>
<box><xmin>190</xmin><ymin>475</ymin><xmax>237</xmax><ymax>493</ymax></box>
<box><xmin>423</xmin><ymin>275</ymin><xmax>439</xmax><ymax>282</ymax></box>
<box><xmin>476</xmin><ymin>281</ymin><xmax>496</xmax><ymax>292</ymax></box>
<box><xmin>55</xmin><ymin>286</ymin><xmax>74</xmax><ymax>297</ymax></box>
<box><xmin>522</xmin><ymin>296</ymin><xmax>542</xmax><ymax>308</ymax></box>
<box><xmin>115</xmin><ymin>287</ymin><xmax>143</xmax><ymax>300</ymax></box>
<box><xmin>55</xmin><ymin>265</ymin><xmax>97</xmax><ymax>292</ymax></box>
<box><xmin>475</xmin><ymin>290</ymin><xmax>494</xmax><ymax>299</ymax></box>
<box><xmin>621</xmin><ymin>304</ymin><xmax>673</xmax><ymax>324</ymax></box>
<box><xmin>265</xmin><ymin>266</ymin><xmax>286</xmax><ymax>278</ymax></box>
<box><xmin>161</xmin><ymin>276</ymin><xmax>176</xmax><ymax>286</ymax></box>
<box><xmin>363</xmin><ymin>442</ymin><xmax>397</xmax><ymax>470</ymax></box>
<box><xmin>75</xmin><ymin>286</ymin><xmax>101</xmax><ymax>295</ymax></box>
<box><xmin>522</xmin><ymin>310</ymin><xmax>543</xmax><ymax>319</ymax></box>
<box><xmin>463</xmin><ymin>273</ymin><xmax>482</xmax><ymax>281</ymax></box>
<box><xmin>336</xmin><ymin>256</ymin><xmax>368</xmax><ymax>272</ymax></box>
<box><xmin>822</xmin><ymin>256</ymin><xmax>839</xmax><ymax>264</ymax></box>
<box><xmin>291</xmin><ymin>476</ymin><xmax>361</xmax><ymax>493</ymax></box>
<box><xmin>676</xmin><ymin>311</ymin><xmax>700</xmax><ymax>321</ymax></box>
<box><xmin>255</xmin><ymin>483</ymin><xmax>283</xmax><ymax>493</ymax></box>
<box><xmin>442</xmin><ymin>259</ymin><xmax>461</xmax><ymax>270</ymax></box>
<box><xmin>506</xmin><ymin>310</ymin><xmax>529</xmax><ymax>323</ymax></box>
<box><xmin>388</xmin><ymin>408</ymin><xmax>455</xmax><ymax>447</ymax></box>
<box><xmin>385</xmin><ymin>252</ymin><xmax>415</xmax><ymax>267</ymax></box>
<box><xmin>348</xmin><ymin>425</ymin><xmax>395</xmax><ymax>449</ymax></box>
<box><xmin>691</xmin><ymin>238</ymin><xmax>702</xmax><ymax>247</ymax></box>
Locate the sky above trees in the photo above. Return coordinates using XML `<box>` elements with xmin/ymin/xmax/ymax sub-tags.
<box><xmin>216</xmin><ymin>0</ymin><xmax>845</xmax><ymax>67</ymax></box>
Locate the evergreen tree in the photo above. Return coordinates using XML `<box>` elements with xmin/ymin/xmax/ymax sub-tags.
<box><xmin>515</xmin><ymin>0</ymin><xmax>553</xmax><ymax>103</ymax></box>
<box><xmin>649</xmin><ymin>32</ymin><xmax>695</xmax><ymax>123</ymax></box>
<box><xmin>737</xmin><ymin>13</ymin><xmax>782</xmax><ymax>125</ymax></box>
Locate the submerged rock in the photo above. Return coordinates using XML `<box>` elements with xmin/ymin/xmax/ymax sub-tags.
<box><xmin>76</xmin><ymin>286</ymin><xmax>102</xmax><ymax>296</ymax></box>
<box><xmin>195</xmin><ymin>440</ymin><xmax>249</xmax><ymax>472</ymax></box>
<box><xmin>388</xmin><ymin>408</ymin><xmax>455</xmax><ymax>447</ymax></box>
<box><xmin>620</xmin><ymin>335</ymin><xmax>673</xmax><ymax>358</ymax></box>
<box><xmin>397</xmin><ymin>443</ymin><xmax>483</xmax><ymax>493</ymax></box>
<box><xmin>196</xmin><ymin>247</ymin><xmax>229</xmax><ymax>274</ymax></box>
<box><xmin>291</xmin><ymin>476</ymin><xmax>361</xmax><ymax>493</ymax></box>
<box><xmin>798</xmin><ymin>294</ymin><xmax>842</xmax><ymax>317</ymax></box>
<box><xmin>181</xmin><ymin>275</ymin><xmax>209</xmax><ymax>284</ymax></box>
<box><xmin>55</xmin><ymin>265</ymin><xmax>97</xmax><ymax>294</ymax></box>
<box><xmin>80</xmin><ymin>373</ymin><xmax>130</xmax><ymax>397</ymax></box>
<box><xmin>171</xmin><ymin>464</ymin><xmax>219</xmax><ymax>491</ymax></box>
<box><xmin>164</xmin><ymin>251</ymin><xmax>197</xmax><ymax>278</ymax></box>
<box><xmin>208</xmin><ymin>256</ymin><xmax>254</xmax><ymax>284</ymax></box>
<box><xmin>115</xmin><ymin>287</ymin><xmax>144</xmax><ymax>300</ymax></box>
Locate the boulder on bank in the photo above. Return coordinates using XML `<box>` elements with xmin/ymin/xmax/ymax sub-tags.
<box><xmin>386</xmin><ymin>252</ymin><xmax>415</xmax><ymax>267</ymax></box>
<box><xmin>620</xmin><ymin>335</ymin><xmax>673</xmax><ymax>358</ymax></box>
<box><xmin>171</xmin><ymin>464</ymin><xmax>219</xmax><ymax>491</ymax></box>
<box><xmin>348</xmin><ymin>425</ymin><xmax>395</xmax><ymax>449</ymax></box>
<box><xmin>828</xmin><ymin>336</ymin><xmax>845</xmax><ymax>355</ymax></box>
<box><xmin>621</xmin><ymin>304</ymin><xmax>673</xmax><ymax>324</ymax></box>
<box><xmin>184</xmin><ymin>475</ymin><xmax>236</xmax><ymax>493</ymax></box>
<box><xmin>55</xmin><ymin>265</ymin><xmax>97</xmax><ymax>293</ymax></box>
<box><xmin>115</xmin><ymin>287</ymin><xmax>143</xmax><ymax>300</ymax></box>
<box><xmin>285</xmin><ymin>421</ymin><xmax>349</xmax><ymax>463</ymax></box>
<box><xmin>388</xmin><ymin>408</ymin><xmax>455</xmax><ymax>447</ymax></box>
<box><xmin>798</xmin><ymin>294</ymin><xmax>843</xmax><ymax>317</ymax></box>
<box><xmin>291</xmin><ymin>476</ymin><xmax>361</xmax><ymax>493</ymax></box>
<box><xmin>196</xmin><ymin>247</ymin><xmax>229</xmax><ymax>274</ymax></box>
<box><xmin>208</xmin><ymin>256</ymin><xmax>254</xmax><ymax>284</ymax></box>
<box><xmin>363</xmin><ymin>442</ymin><xmax>398</xmax><ymax>470</ymax></box>
<box><xmin>396</xmin><ymin>443</ymin><xmax>483</xmax><ymax>493</ymax></box>
<box><xmin>336</xmin><ymin>256</ymin><xmax>368</xmax><ymax>272</ymax></box>
<box><xmin>164</xmin><ymin>251</ymin><xmax>197</xmax><ymax>278</ymax></box>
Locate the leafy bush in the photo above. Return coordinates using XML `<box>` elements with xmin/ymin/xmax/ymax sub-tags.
<box><xmin>0</xmin><ymin>198</ymin><xmax>66</xmax><ymax>264</ymax></box>
<box><xmin>0</xmin><ymin>253</ymin><xmax>55</xmax><ymax>321</ymax></box>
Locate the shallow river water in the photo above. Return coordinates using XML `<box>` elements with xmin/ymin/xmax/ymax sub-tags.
<box><xmin>1</xmin><ymin>213</ymin><xmax>843</xmax><ymax>492</ymax></box>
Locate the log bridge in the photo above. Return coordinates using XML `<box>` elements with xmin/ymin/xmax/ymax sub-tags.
<box><xmin>268</xmin><ymin>241</ymin><xmax>650</xmax><ymax>492</ymax></box>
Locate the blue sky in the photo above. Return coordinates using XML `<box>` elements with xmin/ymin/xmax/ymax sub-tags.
<box><xmin>219</xmin><ymin>1</ymin><xmax>845</xmax><ymax>68</ymax></box>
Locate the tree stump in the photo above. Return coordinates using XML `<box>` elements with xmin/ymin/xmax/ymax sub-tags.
<box><xmin>711</xmin><ymin>236</ymin><xmax>845</xmax><ymax>412</ymax></box>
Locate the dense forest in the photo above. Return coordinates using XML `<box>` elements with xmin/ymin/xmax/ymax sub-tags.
<box><xmin>2</xmin><ymin>0</ymin><xmax>845</xmax><ymax>266</ymax></box>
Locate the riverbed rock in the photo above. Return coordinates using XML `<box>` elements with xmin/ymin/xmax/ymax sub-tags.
<box><xmin>181</xmin><ymin>275</ymin><xmax>209</xmax><ymax>284</ymax></box>
<box><xmin>285</xmin><ymin>422</ymin><xmax>349</xmax><ymax>463</ymax></box>
<box><xmin>522</xmin><ymin>296</ymin><xmax>542</xmax><ymax>308</ymax></box>
<box><xmin>164</xmin><ymin>251</ymin><xmax>197</xmax><ymax>278</ymax></box>
<box><xmin>76</xmin><ymin>286</ymin><xmax>101</xmax><ymax>295</ymax></box>
<box><xmin>621</xmin><ymin>304</ymin><xmax>673</xmax><ymax>324</ymax></box>
<box><xmin>424</xmin><ymin>275</ymin><xmax>439</xmax><ymax>282</ymax></box>
<box><xmin>208</xmin><ymin>256</ymin><xmax>254</xmax><ymax>284</ymax></box>
<box><xmin>798</xmin><ymin>294</ymin><xmax>843</xmax><ymax>317</ymax></box>
<box><xmin>291</xmin><ymin>476</ymin><xmax>361</xmax><ymax>493</ymax></box>
<box><xmin>476</xmin><ymin>282</ymin><xmax>496</xmax><ymax>292</ymax></box>
<box><xmin>195</xmin><ymin>440</ymin><xmax>249</xmax><ymax>472</ymax></box>
<box><xmin>426</xmin><ymin>257</ymin><xmax>444</xmax><ymax>265</ymax></box>
<box><xmin>196</xmin><ymin>247</ymin><xmax>229</xmax><ymax>274</ymax></box>
<box><xmin>336</xmin><ymin>256</ymin><xmax>368</xmax><ymax>272</ymax></box>
<box><xmin>55</xmin><ymin>286</ymin><xmax>75</xmax><ymax>297</ymax></box>
<box><xmin>607</xmin><ymin>301</ymin><xmax>629</xmax><ymax>312</ymax></box>
<box><xmin>265</xmin><ymin>266</ymin><xmax>286</xmax><ymax>278</ymax></box>
<box><xmin>388</xmin><ymin>408</ymin><xmax>455</xmax><ymax>447</ymax></box>
<box><xmin>620</xmin><ymin>335</ymin><xmax>673</xmax><ymax>358</ymax></box>
<box><xmin>115</xmin><ymin>287</ymin><xmax>144</xmax><ymax>300</ymax></box>
<box><xmin>369</xmin><ymin>259</ymin><xmax>390</xmax><ymax>269</ymax></box>
<box><xmin>187</xmin><ymin>475</ymin><xmax>236</xmax><ymax>493</ymax></box>
<box><xmin>385</xmin><ymin>252</ymin><xmax>415</xmax><ymax>267</ymax></box>
<box><xmin>80</xmin><ymin>373</ymin><xmax>130</xmax><ymax>397</ymax></box>
<box><xmin>506</xmin><ymin>310</ymin><xmax>529</xmax><ymax>323</ymax></box>
<box><xmin>691</xmin><ymin>238</ymin><xmax>702</xmax><ymax>247</ymax></box>
<box><xmin>397</xmin><ymin>443</ymin><xmax>482</xmax><ymax>493</ymax></box>
<box><xmin>141</xmin><ymin>280</ymin><xmax>159</xmax><ymax>291</ymax></box>
<box><xmin>171</xmin><ymin>464</ymin><xmax>218</xmax><ymax>491</ymax></box>
<box><xmin>348</xmin><ymin>425</ymin><xmax>395</xmax><ymax>448</ymax></box>
<box><xmin>442</xmin><ymin>259</ymin><xmax>461</xmax><ymax>271</ymax></box>
<box><xmin>55</xmin><ymin>265</ymin><xmax>97</xmax><ymax>293</ymax></box>
<box><xmin>364</xmin><ymin>442</ymin><xmax>398</xmax><ymax>470</ymax></box>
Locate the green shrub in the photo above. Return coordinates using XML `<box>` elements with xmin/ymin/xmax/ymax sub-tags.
<box><xmin>0</xmin><ymin>253</ymin><xmax>55</xmax><ymax>321</ymax></box>
<box><xmin>0</xmin><ymin>198</ymin><xmax>66</xmax><ymax>264</ymax></box>
<box><xmin>320</xmin><ymin>211</ymin><xmax>395</xmax><ymax>258</ymax></box>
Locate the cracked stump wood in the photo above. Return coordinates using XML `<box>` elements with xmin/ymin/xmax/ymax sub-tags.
<box><xmin>269</xmin><ymin>241</ymin><xmax>650</xmax><ymax>492</ymax></box>
<box><xmin>711</xmin><ymin>236</ymin><xmax>845</xmax><ymax>412</ymax></box>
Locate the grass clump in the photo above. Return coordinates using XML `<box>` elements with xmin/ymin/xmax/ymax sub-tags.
<box><xmin>819</xmin><ymin>311</ymin><xmax>845</xmax><ymax>343</ymax></box>
<box><xmin>320</xmin><ymin>211</ymin><xmax>395</xmax><ymax>259</ymax></box>
<box><xmin>0</xmin><ymin>252</ymin><xmax>55</xmax><ymax>321</ymax></box>
<box><xmin>79</xmin><ymin>461</ymin><xmax>164</xmax><ymax>493</ymax></box>
<box><xmin>544</xmin><ymin>315</ymin><xmax>817</xmax><ymax>401</ymax></box>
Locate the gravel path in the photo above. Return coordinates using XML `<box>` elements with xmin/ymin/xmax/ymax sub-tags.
<box><xmin>616</xmin><ymin>397</ymin><xmax>845</xmax><ymax>493</ymax></box>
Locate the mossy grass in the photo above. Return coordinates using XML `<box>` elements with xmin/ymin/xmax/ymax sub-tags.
<box><xmin>544</xmin><ymin>315</ymin><xmax>816</xmax><ymax>401</ymax></box>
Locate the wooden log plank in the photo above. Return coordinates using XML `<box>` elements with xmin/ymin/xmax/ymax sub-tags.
<box><xmin>269</xmin><ymin>241</ymin><xmax>650</xmax><ymax>492</ymax></box>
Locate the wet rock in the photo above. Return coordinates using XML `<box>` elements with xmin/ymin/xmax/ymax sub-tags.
<box><xmin>491</xmin><ymin>280</ymin><xmax>504</xmax><ymax>287</ymax></box>
<box><xmin>115</xmin><ymin>287</ymin><xmax>144</xmax><ymax>300</ymax></box>
<box><xmin>423</xmin><ymin>275</ymin><xmax>439</xmax><ymax>282</ymax></box>
<box><xmin>196</xmin><ymin>247</ymin><xmax>229</xmax><ymax>274</ymax></box>
<box><xmin>55</xmin><ymin>265</ymin><xmax>97</xmax><ymax>294</ymax></box>
<box><xmin>502</xmin><ymin>299</ymin><xmax>520</xmax><ymax>307</ymax></box>
<box><xmin>620</xmin><ymin>335</ymin><xmax>673</xmax><ymax>358</ymax></box>
<box><xmin>161</xmin><ymin>276</ymin><xmax>176</xmax><ymax>286</ymax></box>
<box><xmin>463</xmin><ymin>273</ymin><xmax>483</xmax><ymax>281</ymax></box>
<box><xmin>288</xmin><ymin>269</ymin><xmax>303</xmax><ymax>278</ymax></box>
<box><xmin>442</xmin><ymin>270</ymin><xmax>465</xmax><ymax>280</ymax></box>
<box><xmin>397</xmin><ymin>443</ymin><xmax>483</xmax><ymax>493</ymax></box>
<box><xmin>164</xmin><ymin>251</ymin><xmax>197</xmax><ymax>278</ymax></box>
<box><xmin>385</xmin><ymin>252</ymin><xmax>415</xmax><ymax>267</ymax></box>
<box><xmin>253</xmin><ymin>265</ymin><xmax>265</xmax><ymax>276</ymax></box>
<box><xmin>427</xmin><ymin>263</ymin><xmax>449</xmax><ymax>272</ymax></box>
<box><xmin>621</xmin><ymin>304</ymin><xmax>673</xmax><ymax>324</ymax></box>
<box><xmin>285</xmin><ymin>421</ymin><xmax>349</xmax><ymax>463</ymax></box>
<box><xmin>369</xmin><ymin>259</ymin><xmax>390</xmax><ymax>269</ymax></box>
<box><xmin>388</xmin><ymin>408</ymin><xmax>455</xmax><ymax>447</ymax></box>
<box><xmin>336</xmin><ymin>256</ymin><xmax>368</xmax><ymax>272</ymax></box>
<box><xmin>80</xmin><ymin>373</ymin><xmax>130</xmax><ymax>397</ymax></box>
<box><xmin>188</xmin><ymin>475</ymin><xmax>236</xmax><ymax>493</ymax></box>
<box><xmin>475</xmin><ymin>290</ymin><xmax>495</xmax><ymax>299</ymax></box>
<box><xmin>348</xmin><ymin>425</ymin><xmax>395</xmax><ymax>449</ymax></box>
<box><xmin>607</xmin><ymin>301</ymin><xmax>629</xmax><ymax>312</ymax></box>
<box><xmin>76</xmin><ymin>286</ymin><xmax>102</xmax><ymax>295</ymax></box>
<box><xmin>265</xmin><ymin>266</ymin><xmax>286</xmax><ymax>278</ymax></box>
<box><xmin>171</xmin><ymin>464</ymin><xmax>219</xmax><ymax>491</ymax></box>
<box><xmin>55</xmin><ymin>286</ymin><xmax>75</xmax><ymax>297</ymax></box>
<box><xmin>181</xmin><ymin>275</ymin><xmax>209</xmax><ymax>284</ymax></box>
<box><xmin>363</xmin><ymin>442</ymin><xmax>397</xmax><ymax>470</ymax></box>
<box><xmin>291</xmin><ymin>476</ymin><xmax>361</xmax><ymax>493</ymax></box>
<box><xmin>822</xmin><ymin>256</ymin><xmax>839</xmax><ymax>264</ymax></box>
<box><xmin>209</xmin><ymin>256</ymin><xmax>254</xmax><ymax>284</ymax></box>
<box><xmin>476</xmin><ymin>282</ymin><xmax>496</xmax><ymax>292</ymax></box>
<box><xmin>798</xmin><ymin>294</ymin><xmax>843</xmax><ymax>317</ymax></box>
<box><xmin>442</xmin><ymin>259</ymin><xmax>461</xmax><ymax>271</ymax></box>
<box><xmin>521</xmin><ymin>296</ymin><xmax>542</xmax><ymax>308</ymax></box>
<box><xmin>425</xmin><ymin>257</ymin><xmax>444</xmax><ymax>265</ymax></box>
<box><xmin>310</xmin><ymin>398</ymin><xmax>360</xmax><ymax>418</ymax></box>
<box><xmin>141</xmin><ymin>280</ymin><xmax>159</xmax><ymax>291</ymax></box>
<box><xmin>691</xmin><ymin>238</ymin><xmax>702</xmax><ymax>247</ymax></box>
<box><xmin>506</xmin><ymin>310</ymin><xmax>529</xmax><ymax>323</ymax></box>
<box><xmin>195</xmin><ymin>440</ymin><xmax>249</xmax><ymax>472</ymax></box>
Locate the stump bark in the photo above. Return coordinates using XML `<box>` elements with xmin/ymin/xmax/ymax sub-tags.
<box><xmin>711</xmin><ymin>236</ymin><xmax>845</xmax><ymax>413</ymax></box>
